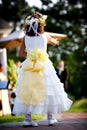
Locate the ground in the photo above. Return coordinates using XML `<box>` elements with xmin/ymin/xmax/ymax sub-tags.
<box><xmin>0</xmin><ymin>113</ymin><xmax>87</xmax><ymax>130</ymax></box>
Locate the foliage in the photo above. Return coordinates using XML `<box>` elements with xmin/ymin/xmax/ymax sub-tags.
<box><xmin>39</xmin><ymin>0</ymin><xmax>87</xmax><ymax>99</ymax></box>
<box><xmin>0</xmin><ymin>0</ymin><xmax>32</xmax><ymax>29</ymax></box>
<box><xmin>7</xmin><ymin>59</ymin><xmax>17</xmax><ymax>88</ymax></box>
<box><xmin>0</xmin><ymin>0</ymin><xmax>28</xmax><ymax>21</ymax></box>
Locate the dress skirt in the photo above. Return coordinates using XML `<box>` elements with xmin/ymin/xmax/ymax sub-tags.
<box><xmin>13</xmin><ymin>59</ymin><xmax>72</xmax><ymax>116</ymax></box>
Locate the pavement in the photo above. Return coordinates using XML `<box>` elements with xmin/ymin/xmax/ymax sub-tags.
<box><xmin>0</xmin><ymin>113</ymin><xmax>87</xmax><ymax>130</ymax></box>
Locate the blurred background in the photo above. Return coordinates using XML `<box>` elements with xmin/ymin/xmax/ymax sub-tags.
<box><xmin>0</xmin><ymin>0</ymin><xmax>87</xmax><ymax>118</ymax></box>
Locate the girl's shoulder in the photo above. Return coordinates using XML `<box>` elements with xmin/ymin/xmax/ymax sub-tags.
<box><xmin>25</xmin><ymin>33</ymin><xmax>47</xmax><ymax>39</ymax></box>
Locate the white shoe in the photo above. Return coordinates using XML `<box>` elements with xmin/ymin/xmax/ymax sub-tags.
<box><xmin>23</xmin><ymin>120</ymin><xmax>38</xmax><ymax>127</ymax></box>
<box><xmin>48</xmin><ymin>119</ymin><xmax>58</xmax><ymax>126</ymax></box>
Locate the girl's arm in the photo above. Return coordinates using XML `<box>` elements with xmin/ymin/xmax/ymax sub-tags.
<box><xmin>46</xmin><ymin>33</ymin><xmax>59</xmax><ymax>45</ymax></box>
<box><xmin>18</xmin><ymin>37</ymin><xmax>27</xmax><ymax>57</ymax></box>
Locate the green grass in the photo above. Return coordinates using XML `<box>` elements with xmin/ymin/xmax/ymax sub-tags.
<box><xmin>0</xmin><ymin>114</ymin><xmax>43</xmax><ymax>124</ymax></box>
<box><xmin>68</xmin><ymin>98</ymin><xmax>87</xmax><ymax>112</ymax></box>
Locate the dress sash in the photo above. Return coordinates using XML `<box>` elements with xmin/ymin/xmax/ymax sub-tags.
<box><xmin>17</xmin><ymin>49</ymin><xmax>48</xmax><ymax>106</ymax></box>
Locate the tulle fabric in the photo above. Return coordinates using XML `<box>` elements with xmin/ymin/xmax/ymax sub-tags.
<box><xmin>13</xmin><ymin>59</ymin><xmax>72</xmax><ymax>116</ymax></box>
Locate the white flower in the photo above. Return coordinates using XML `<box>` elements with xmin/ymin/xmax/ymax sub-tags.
<box><xmin>42</xmin><ymin>15</ymin><xmax>47</xmax><ymax>20</ymax></box>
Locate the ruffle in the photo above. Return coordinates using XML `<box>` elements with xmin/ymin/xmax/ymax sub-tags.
<box><xmin>13</xmin><ymin>94</ymin><xmax>72</xmax><ymax>115</ymax></box>
<box><xmin>13</xmin><ymin>59</ymin><xmax>73</xmax><ymax>115</ymax></box>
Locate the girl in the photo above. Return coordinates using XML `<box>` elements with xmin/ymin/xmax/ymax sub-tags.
<box><xmin>13</xmin><ymin>12</ymin><xmax>72</xmax><ymax>127</ymax></box>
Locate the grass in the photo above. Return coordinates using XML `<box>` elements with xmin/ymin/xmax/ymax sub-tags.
<box><xmin>67</xmin><ymin>98</ymin><xmax>87</xmax><ymax>112</ymax></box>
<box><xmin>0</xmin><ymin>98</ymin><xmax>87</xmax><ymax>123</ymax></box>
<box><xmin>0</xmin><ymin>114</ymin><xmax>43</xmax><ymax>124</ymax></box>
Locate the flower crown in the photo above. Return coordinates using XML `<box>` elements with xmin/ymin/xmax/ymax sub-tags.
<box><xmin>25</xmin><ymin>14</ymin><xmax>47</xmax><ymax>25</ymax></box>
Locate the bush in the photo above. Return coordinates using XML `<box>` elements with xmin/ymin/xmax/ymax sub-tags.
<box><xmin>7</xmin><ymin>59</ymin><xmax>17</xmax><ymax>88</ymax></box>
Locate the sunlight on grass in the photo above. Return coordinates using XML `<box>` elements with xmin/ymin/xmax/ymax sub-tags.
<box><xmin>0</xmin><ymin>114</ymin><xmax>43</xmax><ymax>124</ymax></box>
<box><xmin>68</xmin><ymin>98</ymin><xmax>87</xmax><ymax>112</ymax></box>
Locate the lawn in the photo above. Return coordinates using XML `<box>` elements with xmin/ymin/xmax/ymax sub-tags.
<box><xmin>0</xmin><ymin>98</ymin><xmax>87</xmax><ymax>123</ymax></box>
<box><xmin>68</xmin><ymin>98</ymin><xmax>87</xmax><ymax>112</ymax></box>
<box><xmin>0</xmin><ymin>114</ymin><xmax>43</xmax><ymax>124</ymax></box>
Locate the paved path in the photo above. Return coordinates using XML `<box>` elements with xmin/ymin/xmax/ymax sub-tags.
<box><xmin>0</xmin><ymin>113</ymin><xmax>87</xmax><ymax>130</ymax></box>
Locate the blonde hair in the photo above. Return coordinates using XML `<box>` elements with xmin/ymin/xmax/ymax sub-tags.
<box><xmin>23</xmin><ymin>12</ymin><xmax>47</xmax><ymax>36</ymax></box>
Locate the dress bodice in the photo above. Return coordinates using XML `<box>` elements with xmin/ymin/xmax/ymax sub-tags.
<box><xmin>25</xmin><ymin>33</ymin><xmax>47</xmax><ymax>53</ymax></box>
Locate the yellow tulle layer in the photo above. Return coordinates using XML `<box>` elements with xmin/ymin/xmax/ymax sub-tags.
<box><xmin>17</xmin><ymin>49</ymin><xmax>48</xmax><ymax>106</ymax></box>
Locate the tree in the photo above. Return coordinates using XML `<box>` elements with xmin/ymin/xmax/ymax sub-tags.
<box><xmin>0</xmin><ymin>0</ymin><xmax>32</xmax><ymax>29</ymax></box>
<box><xmin>0</xmin><ymin>0</ymin><xmax>87</xmax><ymax>99</ymax></box>
<box><xmin>38</xmin><ymin>0</ymin><xmax>87</xmax><ymax>99</ymax></box>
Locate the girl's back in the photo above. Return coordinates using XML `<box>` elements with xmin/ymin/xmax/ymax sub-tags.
<box><xmin>25</xmin><ymin>33</ymin><xmax>47</xmax><ymax>52</ymax></box>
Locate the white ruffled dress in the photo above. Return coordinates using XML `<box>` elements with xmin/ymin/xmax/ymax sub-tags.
<box><xmin>13</xmin><ymin>33</ymin><xmax>72</xmax><ymax>116</ymax></box>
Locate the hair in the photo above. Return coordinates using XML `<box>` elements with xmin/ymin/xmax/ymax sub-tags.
<box><xmin>0</xmin><ymin>63</ymin><xmax>1</xmax><ymax>67</ymax></box>
<box><xmin>23</xmin><ymin>12</ymin><xmax>46</xmax><ymax>36</ymax></box>
<box><xmin>0</xmin><ymin>63</ymin><xmax>3</xmax><ymax>72</ymax></box>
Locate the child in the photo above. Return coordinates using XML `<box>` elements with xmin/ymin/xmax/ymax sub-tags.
<box><xmin>13</xmin><ymin>12</ymin><xmax>72</xmax><ymax>127</ymax></box>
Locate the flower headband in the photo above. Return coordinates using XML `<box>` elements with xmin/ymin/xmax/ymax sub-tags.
<box><xmin>25</xmin><ymin>14</ymin><xmax>47</xmax><ymax>25</ymax></box>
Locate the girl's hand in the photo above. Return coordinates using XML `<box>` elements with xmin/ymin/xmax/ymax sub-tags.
<box><xmin>51</xmin><ymin>38</ymin><xmax>59</xmax><ymax>45</ymax></box>
<box><xmin>46</xmin><ymin>33</ymin><xmax>59</xmax><ymax>45</ymax></box>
